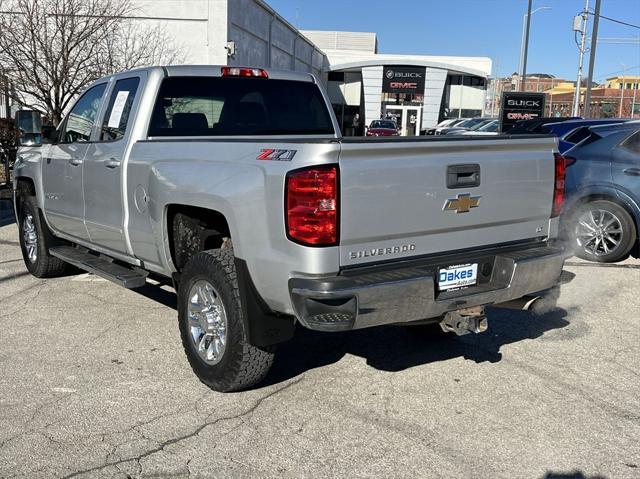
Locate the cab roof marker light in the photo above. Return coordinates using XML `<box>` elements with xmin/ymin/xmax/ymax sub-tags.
<box><xmin>221</xmin><ymin>67</ymin><xmax>269</xmax><ymax>78</ymax></box>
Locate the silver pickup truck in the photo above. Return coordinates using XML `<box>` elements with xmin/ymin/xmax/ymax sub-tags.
<box><xmin>13</xmin><ymin>65</ymin><xmax>570</xmax><ymax>392</ymax></box>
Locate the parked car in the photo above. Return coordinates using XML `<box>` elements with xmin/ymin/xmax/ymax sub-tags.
<box><xmin>445</xmin><ymin>118</ymin><xmax>496</xmax><ymax>135</ymax></box>
<box><xmin>437</xmin><ymin>117</ymin><xmax>488</xmax><ymax>135</ymax></box>
<box><xmin>423</xmin><ymin>118</ymin><xmax>467</xmax><ymax>135</ymax></box>
<box><xmin>508</xmin><ymin>117</ymin><xmax>582</xmax><ymax>135</ymax></box>
<box><xmin>551</xmin><ymin>119</ymin><xmax>631</xmax><ymax>153</ymax></box>
<box><xmin>563</xmin><ymin>122</ymin><xmax>640</xmax><ymax>262</ymax></box>
<box><xmin>366</xmin><ymin>119</ymin><xmax>399</xmax><ymax>137</ymax></box>
<box><xmin>459</xmin><ymin>120</ymin><xmax>499</xmax><ymax>136</ymax></box>
<box><xmin>13</xmin><ymin>65</ymin><xmax>570</xmax><ymax>392</ymax></box>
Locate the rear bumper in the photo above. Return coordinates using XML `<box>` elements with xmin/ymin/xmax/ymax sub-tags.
<box><xmin>289</xmin><ymin>243</ymin><xmax>567</xmax><ymax>332</ymax></box>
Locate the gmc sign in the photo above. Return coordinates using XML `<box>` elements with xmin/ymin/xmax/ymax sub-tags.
<box><xmin>383</xmin><ymin>66</ymin><xmax>426</xmax><ymax>94</ymax></box>
<box><xmin>500</xmin><ymin>92</ymin><xmax>546</xmax><ymax>133</ymax></box>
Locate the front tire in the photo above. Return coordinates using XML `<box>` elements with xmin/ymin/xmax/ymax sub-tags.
<box><xmin>177</xmin><ymin>248</ymin><xmax>275</xmax><ymax>392</ymax></box>
<box><xmin>18</xmin><ymin>195</ymin><xmax>69</xmax><ymax>278</ymax></box>
<box><xmin>569</xmin><ymin>200</ymin><xmax>636</xmax><ymax>263</ymax></box>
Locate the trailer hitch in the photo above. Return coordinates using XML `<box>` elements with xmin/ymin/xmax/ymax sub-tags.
<box><xmin>439</xmin><ymin>306</ymin><xmax>488</xmax><ymax>336</ymax></box>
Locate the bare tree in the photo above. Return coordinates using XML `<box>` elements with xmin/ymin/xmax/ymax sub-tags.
<box><xmin>0</xmin><ymin>0</ymin><xmax>181</xmax><ymax>124</ymax></box>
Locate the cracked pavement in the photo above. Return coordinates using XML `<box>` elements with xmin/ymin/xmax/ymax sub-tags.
<box><xmin>1</xmin><ymin>201</ymin><xmax>640</xmax><ymax>478</ymax></box>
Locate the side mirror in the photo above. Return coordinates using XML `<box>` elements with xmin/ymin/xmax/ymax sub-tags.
<box><xmin>15</xmin><ymin>110</ymin><xmax>43</xmax><ymax>146</ymax></box>
<box><xmin>15</xmin><ymin>110</ymin><xmax>44</xmax><ymax>146</ymax></box>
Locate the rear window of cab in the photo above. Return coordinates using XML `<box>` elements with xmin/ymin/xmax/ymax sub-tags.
<box><xmin>148</xmin><ymin>76</ymin><xmax>335</xmax><ymax>137</ymax></box>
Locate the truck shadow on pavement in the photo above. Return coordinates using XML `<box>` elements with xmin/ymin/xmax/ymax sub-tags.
<box><xmin>128</xmin><ymin>281</ymin><xmax>571</xmax><ymax>387</ymax></box>
<box><xmin>263</xmin><ymin>307</ymin><xmax>571</xmax><ymax>386</ymax></box>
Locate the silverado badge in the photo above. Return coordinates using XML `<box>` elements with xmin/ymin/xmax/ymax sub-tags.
<box><xmin>443</xmin><ymin>193</ymin><xmax>481</xmax><ymax>214</ymax></box>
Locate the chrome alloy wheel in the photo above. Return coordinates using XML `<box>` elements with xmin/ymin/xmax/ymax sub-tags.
<box><xmin>187</xmin><ymin>280</ymin><xmax>228</xmax><ymax>365</ymax></box>
<box><xmin>575</xmin><ymin>209</ymin><xmax>623</xmax><ymax>257</ymax></box>
<box><xmin>22</xmin><ymin>214</ymin><xmax>38</xmax><ymax>263</ymax></box>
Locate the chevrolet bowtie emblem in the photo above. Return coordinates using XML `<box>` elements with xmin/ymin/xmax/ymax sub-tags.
<box><xmin>443</xmin><ymin>193</ymin><xmax>481</xmax><ymax>214</ymax></box>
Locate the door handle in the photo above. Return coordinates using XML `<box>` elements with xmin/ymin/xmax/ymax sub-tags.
<box><xmin>447</xmin><ymin>164</ymin><xmax>481</xmax><ymax>189</ymax></box>
<box><xmin>104</xmin><ymin>158</ymin><xmax>121</xmax><ymax>169</ymax></box>
<box><xmin>68</xmin><ymin>157</ymin><xmax>83</xmax><ymax>166</ymax></box>
<box><xmin>623</xmin><ymin>168</ymin><xmax>640</xmax><ymax>177</ymax></box>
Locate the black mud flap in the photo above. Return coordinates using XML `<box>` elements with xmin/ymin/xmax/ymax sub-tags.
<box><xmin>235</xmin><ymin>258</ymin><xmax>296</xmax><ymax>348</ymax></box>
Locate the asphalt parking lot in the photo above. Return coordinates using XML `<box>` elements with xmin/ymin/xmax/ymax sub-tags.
<box><xmin>1</xmin><ymin>199</ymin><xmax>640</xmax><ymax>479</ymax></box>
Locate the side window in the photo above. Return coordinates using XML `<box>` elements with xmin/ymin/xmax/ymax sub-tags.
<box><xmin>620</xmin><ymin>130</ymin><xmax>640</xmax><ymax>155</ymax></box>
<box><xmin>62</xmin><ymin>83</ymin><xmax>107</xmax><ymax>143</ymax></box>
<box><xmin>100</xmin><ymin>77</ymin><xmax>140</xmax><ymax>141</ymax></box>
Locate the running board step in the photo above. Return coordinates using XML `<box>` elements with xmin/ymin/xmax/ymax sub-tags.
<box><xmin>50</xmin><ymin>246</ymin><xmax>147</xmax><ymax>289</ymax></box>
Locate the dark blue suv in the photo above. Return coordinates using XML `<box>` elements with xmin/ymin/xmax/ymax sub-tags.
<box><xmin>563</xmin><ymin>122</ymin><xmax>640</xmax><ymax>262</ymax></box>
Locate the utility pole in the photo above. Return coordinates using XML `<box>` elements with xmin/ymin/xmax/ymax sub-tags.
<box><xmin>491</xmin><ymin>59</ymin><xmax>500</xmax><ymax>118</ymax></box>
<box><xmin>583</xmin><ymin>0</ymin><xmax>602</xmax><ymax>118</ymax></box>
<box><xmin>521</xmin><ymin>0</ymin><xmax>533</xmax><ymax>91</ymax></box>
<box><xmin>620</xmin><ymin>64</ymin><xmax>626</xmax><ymax>117</ymax></box>
<box><xmin>572</xmin><ymin>0</ymin><xmax>589</xmax><ymax>117</ymax></box>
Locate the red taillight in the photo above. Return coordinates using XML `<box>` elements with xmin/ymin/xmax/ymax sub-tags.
<box><xmin>286</xmin><ymin>166</ymin><xmax>338</xmax><ymax>246</ymax></box>
<box><xmin>552</xmin><ymin>153</ymin><xmax>568</xmax><ymax>218</ymax></box>
<box><xmin>221</xmin><ymin>67</ymin><xmax>268</xmax><ymax>78</ymax></box>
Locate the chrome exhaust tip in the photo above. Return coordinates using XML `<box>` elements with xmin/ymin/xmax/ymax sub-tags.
<box><xmin>493</xmin><ymin>295</ymin><xmax>541</xmax><ymax>311</ymax></box>
<box><xmin>494</xmin><ymin>286</ymin><xmax>561</xmax><ymax>315</ymax></box>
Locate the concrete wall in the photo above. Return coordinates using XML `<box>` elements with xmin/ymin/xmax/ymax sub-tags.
<box><xmin>361</xmin><ymin>66</ymin><xmax>383</xmax><ymax>127</ymax></box>
<box><xmin>130</xmin><ymin>0</ymin><xmax>327</xmax><ymax>77</ymax></box>
<box><xmin>227</xmin><ymin>0</ymin><xmax>326</xmax><ymax>78</ymax></box>
<box><xmin>131</xmin><ymin>0</ymin><xmax>228</xmax><ymax>64</ymax></box>
<box><xmin>422</xmin><ymin>68</ymin><xmax>448</xmax><ymax>129</ymax></box>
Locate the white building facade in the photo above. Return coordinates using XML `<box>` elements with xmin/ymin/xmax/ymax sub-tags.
<box><xmin>303</xmin><ymin>31</ymin><xmax>492</xmax><ymax>134</ymax></box>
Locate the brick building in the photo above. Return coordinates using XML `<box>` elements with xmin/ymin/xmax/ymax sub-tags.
<box><xmin>547</xmin><ymin>87</ymin><xmax>640</xmax><ymax>119</ymax></box>
<box><xmin>488</xmin><ymin>73</ymin><xmax>575</xmax><ymax>114</ymax></box>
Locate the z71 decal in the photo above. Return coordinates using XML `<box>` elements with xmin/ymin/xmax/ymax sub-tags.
<box><xmin>257</xmin><ymin>149</ymin><xmax>297</xmax><ymax>161</ymax></box>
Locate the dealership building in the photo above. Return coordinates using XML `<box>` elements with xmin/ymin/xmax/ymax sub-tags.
<box><xmin>302</xmin><ymin>30</ymin><xmax>491</xmax><ymax>135</ymax></box>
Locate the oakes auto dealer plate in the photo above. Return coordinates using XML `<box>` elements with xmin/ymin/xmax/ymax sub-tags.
<box><xmin>437</xmin><ymin>263</ymin><xmax>478</xmax><ymax>291</ymax></box>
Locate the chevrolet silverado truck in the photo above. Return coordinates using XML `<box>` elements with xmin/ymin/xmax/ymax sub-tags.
<box><xmin>13</xmin><ymin>65</ymin><xmax>571</xmax><ymax>392</ymax></box>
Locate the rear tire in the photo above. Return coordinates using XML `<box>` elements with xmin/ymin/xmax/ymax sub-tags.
<box><xmin>568</xmin><ymin>200</ymin><xmax>636</xmax><ymax>263</ymax></box>
<box><xmin>18</xmin><ymin>195</ymin><xmax>70</xmax><ymax>278</ymax></box>
<box><xmin>177</xmin><ymin>248</ymin><xmax>275</xmax><ymax>392</ymax></box>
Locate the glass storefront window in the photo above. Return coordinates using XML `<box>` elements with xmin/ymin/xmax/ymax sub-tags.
<box><xmin>382</xmin><ymin>93</ymin><xmax>424</xmax><ymax>105</ymax></box>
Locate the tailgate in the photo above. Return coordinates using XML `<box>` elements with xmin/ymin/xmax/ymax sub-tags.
<box><xmin>338</xmin><ymin>136</ymin><xmax>557</xmax><ymax>266</ymax></box>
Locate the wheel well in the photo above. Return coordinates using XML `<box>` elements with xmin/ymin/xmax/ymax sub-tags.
<box><xmin>14</xmin><ymin>177</ymin><xmax>36</xmax><ymax>213</ymax></box>
<box><xmin>571</xmin><ymin>194</ymin><xmax>637</xmax><ymax>222</ymax></box>
<box><xmin>167</xmin><ymin>205</ymin><xmax>231</xmax><ymax>271</ymax></box>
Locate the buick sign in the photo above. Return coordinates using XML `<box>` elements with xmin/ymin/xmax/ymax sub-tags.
<box><xmin>500</xmin><ymin>92</ymin><xmax>546</xmax><ymax>133</ymax></box>
<box><xmin>382</xmin><ymin>66</ymin><xmax>426</xmax><ymax>94</ymax></box>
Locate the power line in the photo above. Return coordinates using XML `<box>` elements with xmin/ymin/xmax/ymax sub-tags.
<box><xmin>594</xmin><ymin>65</ymin><xmax>640</xmax><ymax>81</ymax></box>
<box><xmin>598</xmin><ymin>14</ymin><xmax>640</xmax><ymax>30</ymax></box>
<box><xmin>587</xmin><ymin>11</ymin><xmax>640</xmax><ymax>30</ymax></box>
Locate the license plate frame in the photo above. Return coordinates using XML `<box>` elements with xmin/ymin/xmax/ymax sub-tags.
<box><xmin>437</xmin><ymin>263</ymin><xmax>479</xmax><ymax>291</ymax></box>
